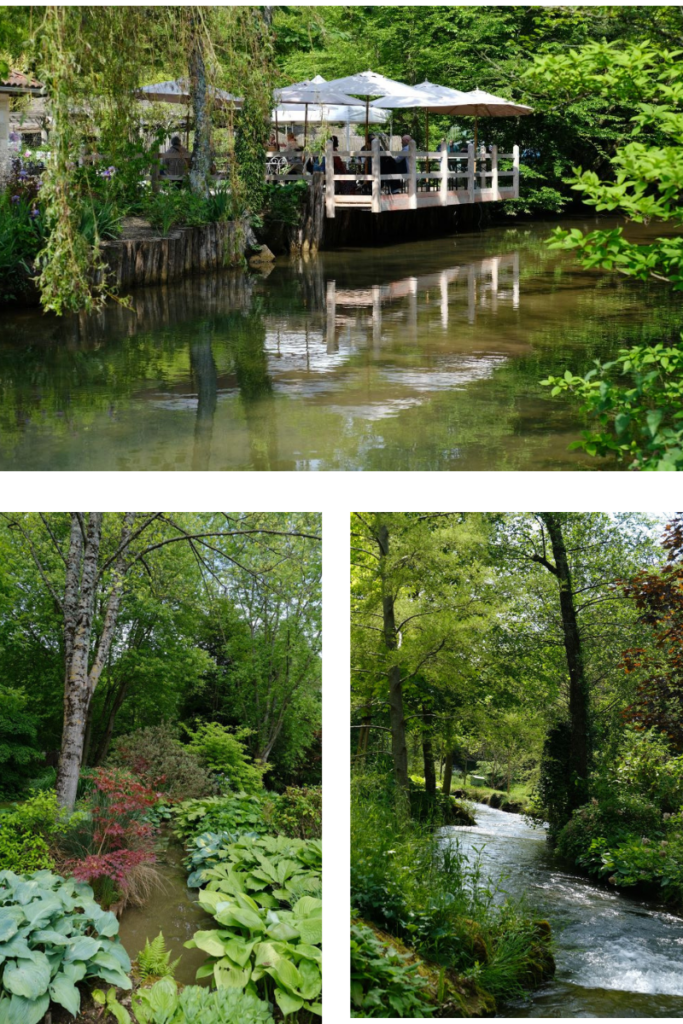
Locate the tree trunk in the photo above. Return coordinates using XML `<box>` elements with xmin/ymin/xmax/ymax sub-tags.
<box><xmin>442</xmin><ymin>750</ymin><xmax>453</xmax><ymax>795</ymax></box>
<box><xmin>56</xmin><ymin>512</ymin><xmax>103</xmax><ymax>810</ymax></box>
<box><xmin>422</xmin><ymin>707</ymin><xmax>436</xmax><ymax>796</ymax></box>
<box><xmin>377</xmin><ymin>520</ymin><xmax>409</xmax><ymax>793</ymax></box>
<box><xmin>93</xmin><ymin>677</ymin><xmax>131</xmax><ymax>764</ymax></box>
<box><xmin>540</xmin><ymin>513</ymin><xmax>590</xmax><ymax>810</ymax></box>
<box><xmin>356</xmin><ymin>715</ymin><xmax>371</xmax><ymax>757</ymax></box>
<box><xmin>188</xmin><ymin>13</ymin><xmax>211</xmax><ymax>197</ymax></box>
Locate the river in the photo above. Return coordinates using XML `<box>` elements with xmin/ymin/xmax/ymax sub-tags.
<box><xmin>1</xmin><ymin>217</ymin><xmax>681</xmax><ymax>471</ymax></box>
<box><xmin>441</xmin><ymin>803</ymin><xmax>683</xmax><ymax>1017</ymax></box>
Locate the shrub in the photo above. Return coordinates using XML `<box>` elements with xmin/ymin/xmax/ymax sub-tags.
<box><xmin>185</xmin><ymin>723</ymin><xmax>267</xmax><ymax>794</ymax></box>
<box><xmin>96</xmin><ymin>977</ymin><xmax>275</xmax><ymax>1024</ymax></box>
<box><xmin>556</xmin><ymin>795</ymin><xmax>664</xmax><ymax>871</ymax></box>
<box><xmin>142</xmin><ymin>187</ymin><xmax>210</xmax><ymax>236</ymax></box>
<box><xmin>65</xmin><ymin>768</ymin><xmax>158</xmax><ymax>906</ymax></box>
<box><xmin>0</xmin><ymin>189</ymin><xmax>46</xmax><ymax>301</ymax></box>
<box><xmin>0</xmin><ymin>791</ymin><xmax>83</xmax><ymax>874</ymax></box>
<box><xmin>0</xmin><ymin>685</ymin><xmax>41</xmax><ymax>795</ymax></box>
<box><xmin>173</xmin><ymin>794</ymin><xmax>267</xmax><ymax>842</ymax></box>
<box><xmin>262</xmin><ymin>180</ymin><xmax>309</xmax><ymax>227</ymax></box>
<box><xmin>109</xmin><ymin>724</ymin><xmax>212</xmax><ymax>801</ymax></box>
<box><xmin>262</xmin><ymin>786</ymin><xmax>322</xmax><ymax>839</ymax></box>
<box><xmin>590</xmin><ymin>831</ymin><xmax>683</xmax><ymax>899</ymax></box>
<box><xmin>350</xmin><ymin>921</ymin><xmax>433</xmax><ymax>1018</ymax></box>
<box><xmin>0</xmin><ymin>869</ymin><xmax>131</xmax><ymax>1024</ymax></box>
<box><xmin>188</xmin><ymin>891</ymin><xmax>322</xmax><ymax>1018</ymax></box>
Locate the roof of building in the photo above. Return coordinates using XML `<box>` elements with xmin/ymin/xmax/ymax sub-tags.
<box><xmin>0</xmin><ymin>71</ymin><xmax>44</xmax><ymax>94</ymax></box>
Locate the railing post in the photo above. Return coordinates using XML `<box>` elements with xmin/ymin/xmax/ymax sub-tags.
<box><xmin>512</xmin><ymin>144</ymin><xmax>520</xmax><ymax>198</ymax></box>
<box><xmin>439</xmin><ymin>147</ymin><xmax>448</xmax><ymax>206</ymax></box>
<box><xmin>371</xmin><ymin>137</ymin><xmax>381</xmax><ymax>213</ymax></box>
<box><xmin>479</xmin><ymin>145</ymin><xmax>486</xmax><ymax>191</ymax></box>
<box><xmin>467</xmin><ymin>142</ymin><xmax>475</xmax><ymax>198</ymax></box>
<box><xmin>491</xmin><ymin>144</ymin><xmax>498</xmax><ymax>199</ymax></box>
<box><xmin>325</xmin><ymin>141</ymin><xmax>335</xmax><ymax>219</ymax></box>
<box><xmin>408</xmin><ymin>139</ymin><xmax>417</xmax><ymax>210</ymax></box>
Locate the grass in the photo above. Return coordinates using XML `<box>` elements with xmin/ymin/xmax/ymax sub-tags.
<box><xmin>351</xmin><ymin>767</ymin><xmax>554</xmax><ymax>1013</ymax></box>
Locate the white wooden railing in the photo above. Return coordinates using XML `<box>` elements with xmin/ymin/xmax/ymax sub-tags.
<box><xmin>265</xmin><ymin>139</ymin><xmax>520</xmax><ymax>218</ymax></box>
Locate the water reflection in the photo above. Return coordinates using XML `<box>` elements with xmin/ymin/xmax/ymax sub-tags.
<box><xmin>0</xmin><ymin>220</ymin><xmax>681</xmax><ymax>471</ymax></box>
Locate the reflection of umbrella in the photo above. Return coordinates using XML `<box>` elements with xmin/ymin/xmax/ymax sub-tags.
<box><xmin>275</xmin><ymin>80</ymin><xmax>361</xmax><ymax>150</ymax></box>
<box><xmin>323</xmin><ymin>71</ymin><xmax>424</xmax><ymax>150</ymax></box>
<box><xmin>137</xmin><ymin>79</ymin><xmax>242</xmax><ymax>107</ymax></box>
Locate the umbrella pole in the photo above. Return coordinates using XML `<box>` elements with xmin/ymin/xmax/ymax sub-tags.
<box><xmin>365</xmin><ymin>96</ymin><xmax>370</xmax><ymax>175</ymax></box>
<box><xmin>304</xmin><ymin>103</ymin><xmax>308</xmax><ymax>154</ymax></box>
<box><xmin>426</xmin><ymin>110</ymin><xmax>430</xmax><ymax>177</ymax></box>
<box><xmin>275</xmin><ymin>108</ymin><xmax>280</xmax><ymax>151</ymax></box>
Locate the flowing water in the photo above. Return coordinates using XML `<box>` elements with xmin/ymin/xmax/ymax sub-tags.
<box><xmin>441</xmin><ymin>803</ymin><xmax>683</xmax><ymax>1017</ymax></box>
<box><xmin>1</xmin><ymin>217</ymin><xmax>682</xmax><ymax>471</ymax></box>
<box><xmin>117</xmin><ymin>841</ymin><xmax>213</xmax><ymax>986</ymax></box>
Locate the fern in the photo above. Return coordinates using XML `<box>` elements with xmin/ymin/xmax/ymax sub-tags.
<box><xmin>136</xmin><ymin>932</ymin><xmax>180</xmax><ymax>981</ymax></box>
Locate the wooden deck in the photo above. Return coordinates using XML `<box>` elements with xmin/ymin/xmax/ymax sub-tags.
<box><xmin>266</xmin><ymin>140</ymin><xmax>520</xmax><ymax>218</ymax></box>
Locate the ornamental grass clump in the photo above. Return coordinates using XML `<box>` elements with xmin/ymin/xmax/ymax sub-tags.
<box><xmin>0</xmin><ymin>868</ymin><xmax>131</xmax><ymax>1024</ymax></box>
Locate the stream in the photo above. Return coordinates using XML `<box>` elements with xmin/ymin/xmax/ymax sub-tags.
<box><xmin>441</xmin><ymin>803</ymin><xmax>683</xmax><ymax>1017</ymax></box>
<box><xmin>2</xmin><ymin>218</ymin><xmax>682</xmax><ymax>471</ymax></box>
<box><xmin>117</xmin><ymin>841</ymin><xmax>213</xmax><ymax>986</ymax></box>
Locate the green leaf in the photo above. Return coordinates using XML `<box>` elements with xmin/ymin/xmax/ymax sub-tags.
<box><xmin>64</xmin><ymin>936</ymin><xmax>100</xmax><ymax>962</ymax></box>
<box><xmin>189</xmin><ymin>931</ymin><xmax>226</xmax><ymax>958</ymax></box>
<box><xmin>49</xmin><ymin>973</ymin><xmax>81</xmax><ymax>1017</ymax></box>
<box><xmin>266</xmin><ymin>956</ymin><xmax>304</xmax><ymax>995</ymax></box>
<box><xmin>274</xmin><ymin>989</ymin><xmax>304</xmax><ymax>1017</ymax></box>
<box><xmin>3</xmin><ymin>956</ymin><xmax>51</xmax><ymax>999</ymax></box>
<box><xmin>7</xmin><ymin>993</ymin><xmax>50</xmax><ymax>1024</ymax></box>
<box><xmin>0</xmin><ymin>910</ymin><xmax>23</xmax><ymax>943</ymax></box>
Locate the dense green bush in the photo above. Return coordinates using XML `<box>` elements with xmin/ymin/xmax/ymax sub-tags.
<box><xmin>262</xmin><ymin>181</ymin><xmax>308</xmax><ymax>227</ymax></box>
<box><xmin>350</xmin><ymin>921</ymin><xmax>433</xmax><ymax>1018</ymax></box>
<box><xmin>109</xmin><ymin>724</ymin><xmax>213</xmax><ymax>801</ymax></box>
<box><xmin>0</xmin><ymin>187</ymin><xmax>46</xmax><ymax>301</ymax></box>
<box><xmin>0</xmin><ymin>791</ymin><xmax>84</xmax><ymax>874</ymax></box>
<box><xmin>0</xmin><ymin>869</ymin><xmax>131</xmax><ymax>1024</ymax></box>
<box><xmin>186</xmin><ymin>723</ymin><xmax>267</xmax><ymax>794</ymax></box>
<box><xmin>556</xmin><ymin>794</ymin><xmax>664</xmax><ymax>871</ymax></box>
<box><xmin>263</xmin><ymin>785</ymin><xmax>322</xmax><ymax>839</ymax></box>
<box><xmin>173</xmin><ymin>793</ymin><xmax>267</xmax><ymax>841</ymax></box>
<box><xmin>0</xmin><ymin>685</ymin><xmax>41</xmax><ymax>795</ymax></box>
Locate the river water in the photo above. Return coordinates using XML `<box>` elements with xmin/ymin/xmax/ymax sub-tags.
<box><xmin>1</xmin><ymin>217</ymin><xmax>682</xmax><ymax>471</ymax></box>
<box><xmin>441</xmin><ymin>803</ymin><xmax>683</xmax><ymax>1017</ymax></box>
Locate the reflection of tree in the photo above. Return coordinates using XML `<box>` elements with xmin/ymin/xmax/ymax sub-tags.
<box><xmin>190</xmin><ymin>322</ymin><xmax>218</xmax><ymax>471</ymax></box>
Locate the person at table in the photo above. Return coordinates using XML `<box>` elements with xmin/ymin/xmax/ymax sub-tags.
<box><xmin>324</xmin><ymin>136</ymin><xmax>351</xmax><ymax>194</ymax></box>
<box><xmin>160</xmin><ymin>136</ymin><xmax>191</xmax><ymax>177</ymax></box>
<box><xmin>395</xmin><ymin>134</ymin><xmax>413</xmax><ymax>174</ymax></box>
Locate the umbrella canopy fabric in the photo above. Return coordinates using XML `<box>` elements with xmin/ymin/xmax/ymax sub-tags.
<box><xmin>274</xmin><ymin>81</ymin><xmax>361</xmax><ymax>106</ymax></box>
<box><xmin>137</xmin><ymin>79</ymin><xmax>242</xmax><ymax>107</ymax></box>
<box><xmin>322</xmin><ymin>70</ymin><xmax>424</xmax><ymax>102</ymax></box>
<box><xmin>442</xmin><ymin>88</ymin><xmax>533</xmax><ymax>118</ymax></box>
<box><xmin>271</xmin><ymin>103</ymin><xmax>388</xmax><ymax>125</ymax></box>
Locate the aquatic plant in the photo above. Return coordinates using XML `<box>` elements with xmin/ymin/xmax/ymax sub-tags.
<box><xmin>350</xmin><ymin>921</ymin><xmax>433</xmax><ymax>1018</ymax></box>
<box><xmin>188</xmin><ymin>891</ymin><xmax>322</xmax><ymax>1018</ymax></box>
<box><xmin>0</xmin><ymin>868</ymin><xmax>131</xmax><ymax>1024</ymax></box>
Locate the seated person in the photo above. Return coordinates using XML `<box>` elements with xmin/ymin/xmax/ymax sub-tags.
<box><xmin>395</xmin><ymin>134</ymin><xmax>412</xmax><ymax>175</ymax></box>
<box><xmin>160</xmin><ymin>136</ymin><xmax>191</xmax><ymax>177</ymax></box>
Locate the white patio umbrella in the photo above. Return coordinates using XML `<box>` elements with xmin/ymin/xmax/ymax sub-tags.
<box><xmin>439</xmin><ymin>88</ymin><xmax>533</xmax><ymax>155</ymax></box>
<box><xmin>274</xmin><ymin>80</ymin><xmax>362</xmax><ymax>150</ymax></box>
<box><xmin>323</xmin><ymin>71</ymin><xmax>425</xmax><ymax>150</ymax></box>
<box><xmin>137</xmin><ymin>79</ymin><xmax>242</xmax><ymax>107</ymax></box>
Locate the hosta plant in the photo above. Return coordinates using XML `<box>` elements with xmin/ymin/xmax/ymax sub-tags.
<box><xmin>96</xmin><ymin>977</ymin><xmax>275</xmax><ymax>1024</ymax></box>
<box><xmin>188</xmin><ymin>835</ymin><xmax>321</xmax><ymax>905</ymax></box>
<box><xmin>0</xmin><ymin>869</ymin><xmax>131</xmax><ymax>1024</ymax></box>
<box><xmin>187</xmin><ymin>890</ymin><xmax>322</xmax><ymax>1018</ymax></box>
<box><xmin>186</xmin><ymin>831</ymin><xmax>257</xmax><ymax>883</ymax></box>
<box><xmin>173</xmin><ymin>795</ymin><xmax>267</xmax><ymax>842</ymax></box>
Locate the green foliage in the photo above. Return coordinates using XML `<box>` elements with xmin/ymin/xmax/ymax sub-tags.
<box><xmin>188</xmin><ymin>891</ymin><xmax>322</xmax><ymax>1018</ymax></box>
<box><xmin>588</xmin><ymin>831</ymin><xmax>683</xmax><ymax>900</ymax></box>
<box><xmin>541</xmin><ymin>341</ymin><xmax>683</xmax><ymax>471</ymax></box>
<box><xmin>0</xmin><ymin>189</ymin><xmax>46</xmax><ymax>302</ymax></box>
<box><xmin>0</xmin><ymin>685</ymin><xmax>40</xmax><ymax>795</ymax></box>
<box><xmin>186</xmin><ymin>723</ymin><xmax>267</xmax><ymax>794</ymax></box>
<box><xmin>109</xmin><ymin>724</ymin><xmax>213</xmax><ymax>801</ymax></box>
<box><xmin>142</xmin><ymin>187</ymin><xmax>210</xmax><ymax>237</ymax></box>
<box><xmin>350</xmin><ymin>921</ymin><xmax>433</xmax><ymax>1018</ymax></box>
<box><xmin>0</xmin><ymin>792</ymin><xmax>84</xmax><ymax>874</ymax></box>
<box><xmin>556</xmin><ymin>794</ymin><xmax>663</xmax><ymax>869</ymax></box>
<box><xmin>0</xmin><ymin>868</ymin><xmax>131</xmax><ymax>1024</ymax></box>
<box><xmin>262</xmin><ymin>181</ymin><xmax>309</xmax><ymax>227</ymax></box>
<box><xmin>185</xmin><ymin>830</ymin><xmax>256</xmax><ymax>882</ymax></box>
<box><xmin>187</xmin><ymin>833</ymin><xmax>322</xmax><ymax>904</ymax></box>
<box><xmin>262</xmin><ymin>786</ymin><xmax>322</xmax><ymax>840</ymax></box>
<box><xmin>109</xmin><ymin>977</ymin><xmax>274</xmax><ymax>1024</ymax></box>
<box><xmin>78</xmin><ymin>198</ymin><xmax>123</xmax><ymax>246</ymax></box>
<box><xmin>173</xmin><ymin>794</ymin><xmax>267</xmax><ymax>842</ymax></box>
<box><xmin>136</xmin><ymin>933</ymin><xmax>180</xmax><ymax>982</ymax></box>
<box><xmin>234</xmin><ymin>97</ymin><xmax>270</xmax><ymax>217</ymax></box>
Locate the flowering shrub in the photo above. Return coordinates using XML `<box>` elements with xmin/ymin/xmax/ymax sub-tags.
<box><xmin>67</xmin><ymin>768</ymin><xmax>158</xmax><ymax>901</ymax></box>
<box><xmin>109</xmin><ymin>724</ymin><xmax>212</xmax><ymax>800</ymax></box>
